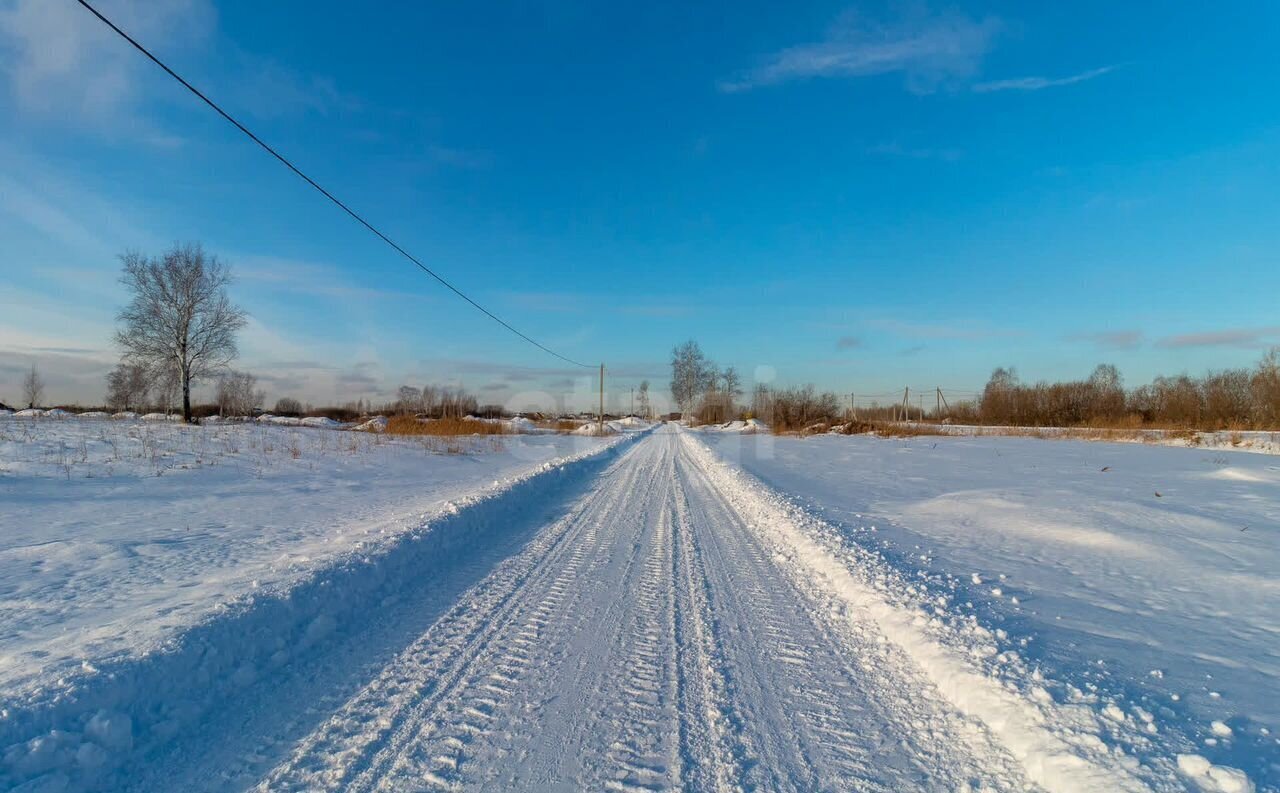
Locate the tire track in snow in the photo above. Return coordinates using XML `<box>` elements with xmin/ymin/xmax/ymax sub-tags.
<box><xmin>673</xmin><ymin>444</ymin><xmax>1028</xmax><ymax>792</ymax></box>
<box><xmin>255</xmin><ymin>438</ymin><xmax>653</xmax><ymax>792</ymax></box>
<box><xmin>238</xmin><ymin>425</ymin><xmax>1144</xmax><ymax>791</ymax></box>
<box><xmin>678</xmin><ymin>429</ymin><xmax>1158</xmax><ymax>793</ymax></box>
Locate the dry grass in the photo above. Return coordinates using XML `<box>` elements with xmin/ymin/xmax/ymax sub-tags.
<box><xmin>385</xmin><ymin>416</ymin><xmax>508</xmax><ymax>436</ymax></box>
<box><xmin>536</xmin><ymin>419</ymin><xmax>582</xmax><ymax>432</ymax></box>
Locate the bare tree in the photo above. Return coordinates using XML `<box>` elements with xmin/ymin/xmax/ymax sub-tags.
<box><xmin>670</xmin><ymin>340</ymin><xmax>712</xmax><ymax>419</ymax></box>
<box><xmin>421</xmin><ymin>385</ymin><xmax>440</xmax><ymax>417</ymax></box>
<box><xmin>396</xmin><ymin>385</ymin><xmax>422</xmax><ymax>414</ymax></box>
<box><xmin>274</xmin><ymin>397</ymin><xmax>303</xmax><ymax>416</ymax></box>
<box><xmin>151</xmin><ymin>364</ymin><xmax>181</xmax><ymax>415</ymax></box>
<box><xmin>637</xmin><ymin>380</ymin><xmax>651</xmax><ymax>419</ymax></box>
<box><xmin>1253</xmin><ymin>347</ymin><xmax>1280</xmax><ymax>427</ymax></box>
<box><xmin>105</xmin><ymin>362</ymin><xmax>151</xmax><ymax>412</ymax></box>
<box><xmin>115</xmin><ymin>244</ymin><xmax>247</xmax><ymax>423</ymax></box>
<box><xmin>216</xmin><ymin>370</ymin><xmax>264</xmax><ymax>417</ymax></box>
<box><xmin>22</xmin><ymin>363</ymin><xmax>44</xmax><ymax>409</ymax></box>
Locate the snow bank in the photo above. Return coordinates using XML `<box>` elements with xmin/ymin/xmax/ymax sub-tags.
<box><xmin>353</xmin><ymin>416</ymin><xmax>387</xmax><ymax>432</ymax></box>
<box><xmin>300</xmin><ymin>416</ymin><xmax>341</xmax><ymax>429</ymax></box>
<box><xmin>572</xmin><ymin>422</ymin><xmax>616</xmax><ymax>436</ymax></box>
<box><xmin>77</xmin><ymin>412</ymin><xmax>109</xmax><ymax>419</ymax></box>
<box><xmin>14</xmin><ymin>409</ymin><xmax>44</xmax><ymax>417</ymax></box>
<box><xmin>682</xmin><ymin>430</ymin><xmax>1260</xmax><ymax>793</ymax></box>
<box><xmin>574</xmin><ymin>418</ymin><xmax>653</xmax><ymax>436</ymax></box>
<box><xmin>0</xmin><ymin>425</ymin><xmax>640</xmax><ymax>791</ymax></box>
<box><xmin>699</xmin><ymin>431</ymin><xmax>1274</xmax><ymax>790</ymax></box>
<box><xmin>701</xmin><ymin>418</ymin><xmax>769</xmax><ymax>434</ymax></box>
<box><xmin>140</xmin><ymin>413</ymin><xmax>178</xmax><ymax>422</ymax></box>
<box><xmin>899</xmin><ymin>422</ymin><xmax>1280</xmax><ymax>456</ymax></box>
<box><xmin>111</xmin><ymin>412</ymin><xmax>137</xmax><ymax>420</ymax></box>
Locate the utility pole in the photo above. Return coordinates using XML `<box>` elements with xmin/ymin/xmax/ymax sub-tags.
<box><xmin>936</xmin><ymin>387</ymin><xmax>942</xmax><ymax>419</ymax></box>
<box><xmin>599</xmin><ymin>363</ymin><xmax>605</xmax><ymax>434</ymax></box>
<box><xmin>919</xmin><ymin>393</ymin><xmax>924</xmax><ymax>422</ymax></box>
<box><xmin>630</xmin><ymin>387</ymin><xmax>634</xmax><ymax>417</ymax></box>
<box><xmin>902</xmin><ymin>387</ymin><xmax>910</xmax><ymax>423</ymax></box>
<box><xmin>850</xmin><ymin>392</ymin><xmax>857</xmax><ymax>421</ymax></box>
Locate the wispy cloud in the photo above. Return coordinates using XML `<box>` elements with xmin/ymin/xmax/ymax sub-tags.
<box><xmin>1156</xmin><ymin>326</ymin><xmax>1280</xmax><ymax>349</ymax></box>
<box><xmin>230</xmin><ymin>57</ymin><xmax>362</xmax><ymax>119</ymax></box>
<box><xmin>0</xmin><ymin>0</ymin><xmax>355</xmax><ymax>131</ymax></box>
<box><xmin>835</xmin><ymin>336</ymin><xmax>861</xmax><ymax>350</ymax></box>
<box><xmin>0</xmin><ymin>0</ymin><xmax>213</xmax><ymax>122</ymax></box>
<box><xmin>972</xmin><ymin>65</ymin><xmax>1115</xmax><ymax>93</ymax></box>
<box><xmin>1067</xmin><ymin>329</ymin><xmax>1144</xmax><ymax>349</ymax></box>
<box><xmin>720</xmin><ymin>11</ymin><xmax>1001</xmax><ymax>94</ymax></box>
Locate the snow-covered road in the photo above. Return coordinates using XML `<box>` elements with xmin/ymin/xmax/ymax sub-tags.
<box><xmin>248</xmin><ymin>425</ymin><xmax>1031</xmax><ymax>792</ymax></box>
<box><xmin>5</xmin><ymin>424</ymin><xmax>1265</xmax><ymax>791</ymax></box>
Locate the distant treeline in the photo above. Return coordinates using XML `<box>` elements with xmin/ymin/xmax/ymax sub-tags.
<box><xmin>973</xmin><ymin>350</ymin><xmax>1280</xmax><ymax>429</ymax></box>
<box><xmin>695</xmin><ymin>347</ymin><xmax>1280</xmax><ymax>433</ymax></box>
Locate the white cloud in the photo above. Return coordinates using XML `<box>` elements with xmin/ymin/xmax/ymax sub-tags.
<box><xmin>0</xmin><ymin>0</ymin><xmax>214</xmax><ymax>121</ymax></box>
<box><xmin>0</xmin><ymin>0</ymin><xmax>355</xmax><ymax>131</ymax></box>
<box><xmin>720</xmin><ymin>11</ymin><xmax>1001</xmax><ymax>94</ymax></box>
<box><xmin>972</xmin><ymin>66</ymin><xmax>1115</xmax><ymax>93</ymax></box>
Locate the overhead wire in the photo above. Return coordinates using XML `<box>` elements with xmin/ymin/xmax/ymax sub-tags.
<box><xmin>75</xmin><ymin>0</ymin><xmax>594</xmax><ymax>370</ymax></box>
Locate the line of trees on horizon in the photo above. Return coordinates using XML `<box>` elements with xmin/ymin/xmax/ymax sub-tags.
<box><xmin>669</xmin><ymin>339</ymin><xmax>1280</xmax><ymax>433</ymax></box>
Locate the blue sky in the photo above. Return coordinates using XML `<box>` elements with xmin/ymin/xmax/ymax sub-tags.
<box><xmin>2</xmin><ymin>1</ymin><xmax>1279</xmax><ymax>411</ymax></box>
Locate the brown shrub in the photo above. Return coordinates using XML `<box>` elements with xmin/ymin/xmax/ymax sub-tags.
<box><xmin>385</xmin><ymin>416</ymin><xmax>507</xmax><ymax>436</ymax></box>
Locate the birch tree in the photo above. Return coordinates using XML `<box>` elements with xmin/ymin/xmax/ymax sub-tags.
<box><xmin>115</xmin><ymin>244</ymin><xmax>247</xmax><ymax>423</ymax></box>
<box><xmin>22</xmin><ymin>363</ymin><xmax>44</xmax><ymax>409</ymax></box>
<box><xmin>670</xmin><ymin>340</ymin><xmax>711</xmax><ymax>419</ymax></box>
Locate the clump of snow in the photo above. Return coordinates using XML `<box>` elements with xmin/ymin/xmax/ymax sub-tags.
<box><xmin>140</xmin><ymin>413</ymin><xmax>178</xmax><ymax>422</ymax></box>
<box><xmin>1177</xmin><ymin>754</ymin><xmax>1255</xmax><ymax>792</ymax></box>
<box><xmin>503</xmin><ymin>416</ymin><xmax>537</xmax><ymax>432</ymax></box>
<box><xmin>112</xmin><ymin>411</ymin><xmax>138</xmax><ymax>420</ymax></box>
<box><xmin>573</xmin><ymin>421</ymin><xmax>618</xmax><ymax>436</ymax></box>
<box><xmin>300</xmin><ymin>416</ymin><xmax>341</xmax><ymax>429</ymax></box>
<box><xmin>353</xmin><ymin>416</ymin><xmax>388</xmax><ymax>432</ymax></box>
<box><xmin>702</xmin><ymin>418</ymin><xmax>769</xmax><ymax>434</ymax></box>
<box><xmin>263</xmin><ymin>415</ymin><xmax>303</xmax><ymax>426</ymax></box>
<box><xmin>77</xmin><ymin>411</ymin><xmax>109</xmax><ymax>419</ymax></box>
<box><xmin>14</xmin><ymin>408</ymin><xmax>45</xmax><ymax>417</ymax></box>
<box><xmin>44</xmin><ymin>408</ymin><xmax>71</xmax><ymax>418</ymax></box>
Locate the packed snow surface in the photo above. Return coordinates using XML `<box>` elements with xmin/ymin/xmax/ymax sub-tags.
<box><xmin>0</xmin><ymin>417</ymin><xmax>623</xmax><ymax>700</ymax></box>
<box><xmin>702</xmin><ymin>429</ymin><xmax>1277</xmax><ymax>790</ymax></box>
<box><xmin>1</xmin><ymin>421</ymin><xmax>1271</xmax><ymax>791</ymax></box>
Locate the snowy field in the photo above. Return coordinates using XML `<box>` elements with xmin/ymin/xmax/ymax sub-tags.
<box><xmin>1</xmin><ymin>418</ymin><xmax>1274</xmax><ymax>792</ymax></box>
<box><xmin>702</xmin><ymin>429</ymin><xmax>1278</xmax><ymax>790</ymax></box>
<box><xmin>0</xmin><ymin>416</ymin><xmax>629</xmax><ymax>778</ymax></box>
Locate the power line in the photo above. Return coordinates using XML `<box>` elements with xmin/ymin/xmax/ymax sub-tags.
<box><xmin>75</xmin><ymin>0</ymin><xmax>594</xmax><ymax>370</ymax></box>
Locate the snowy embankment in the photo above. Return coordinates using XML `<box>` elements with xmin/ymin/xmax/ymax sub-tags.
<box><xmin>698</xmin><ymin>430</ymin><xmax>1275</xmax><ymax>792</ymax></box>
<box><xmin>881</xmin><ymin>422</ymin><xmax>1280</xmax><ymax>456</ymax></box>
<box><xmin>0</xmin><ymin>417</ymin><xmax>647</xmax><ymax>790</ymax></box>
